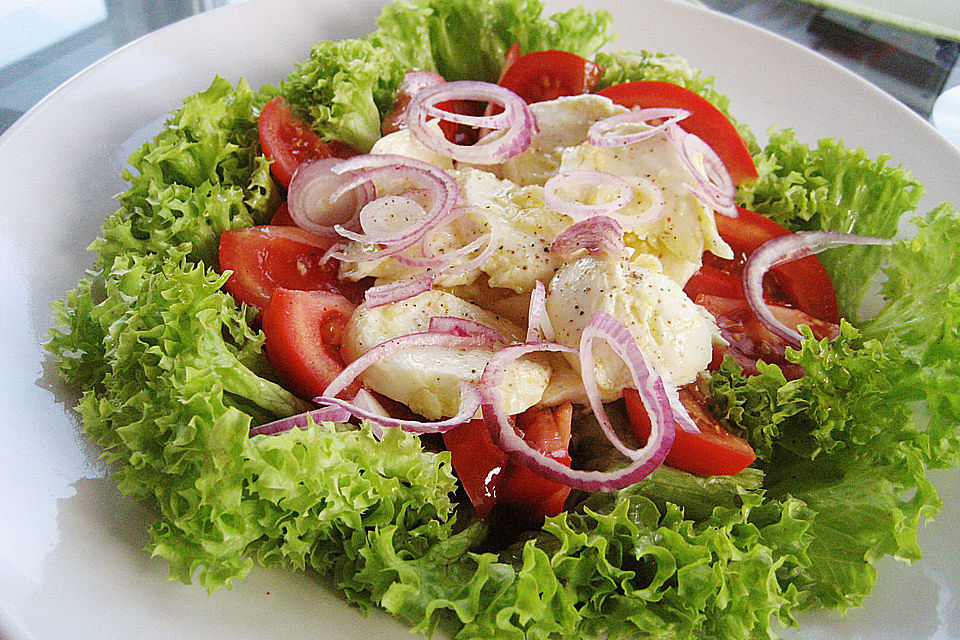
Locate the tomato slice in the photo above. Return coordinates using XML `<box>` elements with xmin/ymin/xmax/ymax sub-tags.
<box><xmin>443</xmin><ymin>403</ymin><xmax>573</xmax><ymax>522</ymax></box>
<box><xmin>381</xmin><ymin>76</ymin><xmax>485</xmax><ymax>146</ymax></box>
<box><xmin>258</xmin><ymin>97</ymin><xmax>358</xmax><ymax>188</ymax></box>
<box><xmin>498</xmin><ymin>50</ymin><xmax>603</xmax><ymax>104</ymax></box>
<box><xmin>624</xmin><ymin>385</ymin><xmax>755</xmax><ymax>476</ymax></box>
<box><xmin>683</xmin><ymin>264</ymin><xmax>744</xmax><ymax>301</ymax></box>
<box><xmin>498</xmin><ymin>403</ymin><xmax>574</xmax><ymax>521</ymax></box>
<box><xmin>218</xmin><ymin>225</ymin><xmax>366</xmax><ymax>311</ymax></box>
<box><xmin>262</xmin><ymin>288</ymin><xmax>358</xmax><ymax>401</ymax></box>
<box><xmin>697</xmin><ymin>294</ymin><xmax>840</xmax><ymax>380</ymax></box>
<box><xmin>270</xmin><ymin>201</ymin><xmax>295</xmax><ymax>226</ymax></box>
<box><xmin>442</xmin><ymin>418</ymin><xmax>508</xmax><ymax>520</ymax></box>
<box><xmin>703</xmin><ymin>207</ymin><xmax>840</xmax><ymax>323</ymax></box>
<box><xmin>597</xmin><ymin>80</ymin><xmax>757</xmax><ymax>185</ymax></box>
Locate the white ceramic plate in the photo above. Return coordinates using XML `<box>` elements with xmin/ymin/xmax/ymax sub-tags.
<box><xmin>0</xmin><ymin>0</ymin><xmax>957</xmax><ymax>638</ymax></box>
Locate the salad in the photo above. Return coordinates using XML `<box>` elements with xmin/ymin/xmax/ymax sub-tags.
<box><xmin>45</xmin><ymin>0</ymin><xmax>960</xmax><ymax>638</ymax></box>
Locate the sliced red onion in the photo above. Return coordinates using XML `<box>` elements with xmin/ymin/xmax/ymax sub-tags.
<box><xmin>317</xmin><ymin>382</ymin><xmax>482</xmax><ymax>435</ymax></box>
<box><xmin>317</xmin><ymin>330</ymin><xmax>496</xmax><ymax>433</ymax></box>
<box><xmin>479</xmin><ymin>327</ymin><xmax>674</xmax><ymax>492</ymax></box>
<box><xmin>587</xmin><ymin>107</ymin><xmax>690</xmax><ymax>147</ymax></box>
<box><xmin>667</xmin><ymin>123</ymin><xmax>737</xmax><ymax>218</ymax></box>
<box><xmin>357</xmin><ymin>195</ymin><xmax>429</xmax><ymax>243</ymax></box>
<box><xmin>542</xmin><ymin>170</ymin><xmax>634</xmax><ymax>221</ymax></box>
<box><xmin>663</xmin><ymin>382</ymin><xmax>700</xmax><ymax>434</ymax></box>
<box><xmin>249</xmin><ymin>404</ymin><xmax>352</xmax><ymax>438</ymax></box>
<box><xmin>743</xmin><ymin>230</ymin><xmax>894</xmax><ymax>344</ymax></box>
<box><xmin>407</xmin><ymin>81</ymin><xmax>537</xmax><ymax>164</ymax></box>
<box><xmin>361</xmin><ymin>206</ymin><xmax>502</xmax><ymax>307</ymax></box>
<box><xmin>578</xmin><ymin>312</ymin><xmax>675</xmax><ymax>466</ymax></box>
<box><xmin>352</xmin><ymin>388</ymin><xmax>391</xmax><ymax>440</ymax></box>
<box><xmin>550</xmin><ymin>216</ymin><xmax>628</xmax><ymax>259</ymax></box>
<box><xmin>330</xmin><ymin>155</ymin><xmax>459</xmax><ymax>247</ymax></box>
<box><xmin>287</xmin><ymin>158</ymin><xmax>375</xmax><ymax>237</ymax></box>
<box><xmin>428</xmin><ymin>316</ymin><xmax>509</xmax><ymax>345</ymax></box>
<box><xmin>525</xmin><ymin>280</ymin><xmax>555</xmax><ymax>342</ymax></box>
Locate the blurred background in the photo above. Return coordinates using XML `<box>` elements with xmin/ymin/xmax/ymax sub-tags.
<box><xmin>1</xmin><ymin>0</ymin><xmax>958</xmax><ymax>143</ymax></box>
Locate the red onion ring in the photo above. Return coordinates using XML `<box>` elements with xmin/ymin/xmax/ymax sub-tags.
<box><xmin>664</xmin><ymin>383</ymin><xmax>700</xmax><ymax>434</ymax></box>
<box><xmin>578</xmin><ymin>312</ymin><xmax>675</xmax><ymax>465</ymax></box>
<box><xmin>743</xmin><ymin>230</ymin><xmax>894</xmax><ymax>344</ymax></box>
<box><xmin>550</xmin><ymin>216</ymin><xmax>628</xmax><ymax>259</ymax></box>
<box><xmin>249</xmin><ymin>404</ymin><xmax>352</xmax><ymax>437</ymax></box>
<box><xmin>361</xmin><ymin>207</ymin><xmax>502</xmax><ymax>308</ymax></box>
<box><xmin>479</xmin><ymin>327</ymin><xmax>674</xmax><ymax>492</ymax></box>
<box><xmin>428</xmin><ymin>316</ymin><xmax>509</xmax><ymax>345</ymax></box>
<box><xmin>542</xmin><ymin>170</ymin><xmax>634</xmax><ymax>221</ymax></box>
<box><xmin>587</xmin><ymin>107</ymin><xmax>690</xmax><ymax>147</ymax></box>
<box><xmin>666</xmin><ymin>123</ymin><xmax>738</xmax><ymax>218</ymax></box>
<box><xmin>317</xmin><ymin>330</ymin><xmax>500</xmax><ymax>433</ymax></box>
<box><xmin>525</xmin><ymin>280</ymin><xmax>555</xmax><ymax>342</ymax></box>
<box><xmin>317</xmin><ymin>382</ymin><xmax>482</xmax><ymax>435</ymax></box>
<box><xmin>407</xmin><ymin>81</ymin><xmax>537</xmax><ymax>164</ymax></box>
<box><xmin>330</xmin><ymin>155</ymin><xmax>459</xmax><ymax>247</ymax></box>
<box><xmin>287</xmin><ymin>158</ymin><xmax>375</xmax><ymax>237</ymax></box>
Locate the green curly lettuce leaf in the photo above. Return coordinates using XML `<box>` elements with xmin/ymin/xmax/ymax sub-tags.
<box><xmin>93</xmin><ymin>77</ymin><xmax>276</xmax><ymax>269</ymax></box>
<box><xmin>354</xmin><ymin>488</ymin><xmax>811</xmax><ymax>640</ymax></box>
<box><xmin>281</xmin><ymin>0</ymin><xmax>613</xmax><ymax>151</ymax></box>
<box><xmin>737</xmin><ymin>130</ymin><xmax>923</xmax><ymax>319</ymax></box>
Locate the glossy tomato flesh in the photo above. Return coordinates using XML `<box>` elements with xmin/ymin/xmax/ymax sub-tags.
<box><xmin>597</xmin><ymin>80</ymin><xmax>757</xmax><ymax>185</ymax></box>
<box><xmin>497</xmin><ymin>402</ymin><xmax>574</xmax><ymax>521</ymax></box>
<box><xmin>262</xmin><ymin>288</ymin><xmax>358</xmax><ymax>401</ymax></box>
<box><xmin>258</xmin><ymin>96</ymin><xmax>357</xmax><ymax>188</ymax></box>
<box><xmin>498</xmin><ymin>50</ymin><xmax>603</xmax><ymax>103</ymax></box>
<box><xmin>703</xmin><ymin>207</ymin><xmax>840</xmax><ymax>323</ymax></box>
<box><xmin>697</xmin><ymin>294</ymin><xmax>840</xmax><ymax>380</ymax></box>
<box><xmin>444</xmin><ymin>403</ymin><xmax>573</xmax><ymax>522</ymax></box>
<box><xmin>624</xmin><ymin>386</ymin><xmax>755</xmax><ymax>476</ymax></box>
<box><xmin>219</xmin><ymin>225</ymin><xmax>367</xmax><ymax>311</ymax></box>
<box><xmin>442</xmin><ymin>418</ymin><xmax>508</xmax><ymax>520</ymax></box>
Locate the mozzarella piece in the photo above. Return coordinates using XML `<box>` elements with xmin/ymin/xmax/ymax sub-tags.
<box><xmin>341</xmin><ymin>290</ymin><xmax>550</xmax><ymax>419</ymax></box>
<box><xmin>501</xmin><ymin>94</ymin><xmax>628</xmax><ymax>186</ymax></box>
<box><xmin>546</xmin><ymin>254</ymin><xmax>717</xmax><ymax>400</ymax></box>
<box><xmin>559</xmin><ymin>132</ymin><xmax>732</xmax><ymax>285</ymax></box>
<box><xmin>369</xmin><ymin>122</ymin><xmax>454</xmax><ymax>170</ymax></box>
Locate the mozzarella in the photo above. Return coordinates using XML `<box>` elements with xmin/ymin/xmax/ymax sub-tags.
<box><xmin>341</xmin><ymin>290</ymin><xmax>550</xmax><ymax>419</ymax></box>
<box><xmin>546</xmin><ymin>253</ymin><xmax>718</xmax><ymax>400</ymax></box>
<box><xmin>559</xmin><ymin>132</ymin><xmax>732</xmax><ymax>285</ymax></box>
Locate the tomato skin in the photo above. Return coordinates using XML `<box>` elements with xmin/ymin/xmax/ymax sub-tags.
<box><xmin>262</xmin><ymin>288</ymin><xmax>358</xmax><ymax>401</ymax></box>
<box><xmin>705</xmin><ymin>207</ymin><xmax>840</xmax><ymax>323</ymax></box>
<box><xmin>270</xmin><ymin>201</ymin><xmax>295</xmax><ymax>226</ymax></box>
<box><xmin>444</xmin><ymin>403</ymin><xmax>573</xmax><ymax>522</ymax></box>
<box><xmin>258</xmin><ymin>97</ymin><xmax>358</xmax><ymax>188</ymax></box>
<box><xmin>218</xmin><ymin>225</ymin><xmax>366</xmax><ymax>311</ymax></box>
<box><xmin>696</xmin><ymin>294</ymin><xmax>840</xmax><ymax>380</ymax></box>
<box><xmin>498</xmin><ymin>50</ymin><xmax>603</xmax><ymax>103</ymax></box>
<box><xmin>683</xmin><ymin>264</ymin><xmax>744</xmax><ymax>301</ymax></box>
<box><xmin>597</xmin><ymin>81</ymin><xmax>757</xmax><ymax>185</ymax></box>
<box><xmin>498</xmin><ymin>403</ymin><xmax>574</xmax><ymax>521</ymax></box>
<box><xmin>624</xmin><ymin>386</ymin><xmax>756</xmax><ymax>476</ymax></box>
<box><xmin>442</xmin><ymin>419</ymin><xmax>507</xmax><ymax>520</ymax></box>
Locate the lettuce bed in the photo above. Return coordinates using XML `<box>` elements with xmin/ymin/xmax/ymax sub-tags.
<box><xmin>46</xmin><ymin>0</ymin><xmax>960</xmax><ymax>638</ymax></box>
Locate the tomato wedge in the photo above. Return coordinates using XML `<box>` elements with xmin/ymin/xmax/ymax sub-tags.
<box><xmin>218</xmin><ymin>225</ymin><xmax>366</xmax><ymax>311</ymax></box>
<box><xmin>597</xmin><ymin>80</ymin><xmax>757</xmax><ymax>185</ymax></box>
<box><xmin>697</xmin><ymin>294</ymin><xmax>840</xmax><ymax>380</ymax></box>
<box><xmin>270</xmin><ymin>201</ymin><xmax>295</xmax><ymax>226</ymax></box>
<box><xmin>498</xmin><ymin>402</ymin><xmax>573</xmax><ymax>521</ymax></box>
<box><xmin>258</xmin><ymin>97</ymin><xmax>358</xmax><ymax>188</ymax></box>
<box><xmin>498</xmin><ymin>50</ymin><xmax>603</xmax><ymax>103</ymax></box>
<box><xmin>262</xmin><ymin>288</ymin><xmax>358</xmax><ymax>401</ymax></box>
<box><xmin>443</xmin><ymin>403</ymin><xmax>573</xmax><ymax>522</ymax></box>
<box><xmin>442</xmin><ymin>418</ymin><xmax>508</xmax><ymax>520</ymax></box>
<box><xmin>624</xmin><ymin>385</ymin><xmax>755</xmax><ymax>476</ymax></box>
<box><xmin>702</xmin><ymin>207</ymin><xmax>840</xmax><ymax>323</ymax></box>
